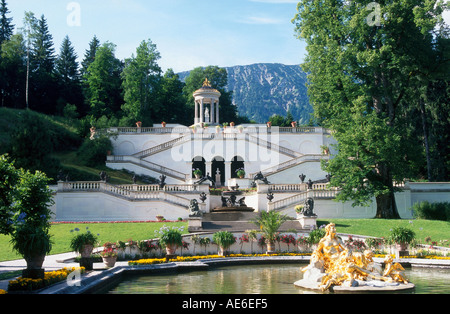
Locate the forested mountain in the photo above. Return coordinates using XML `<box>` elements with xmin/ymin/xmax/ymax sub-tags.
<box><xmin>179</xmin><ymin>63</ymin><xmax>313</xmax><ymax>124</ymax></box>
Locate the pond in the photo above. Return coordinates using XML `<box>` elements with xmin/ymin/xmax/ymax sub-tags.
<box><xmin>101</xmin><ymin>264</ymin><xmax>450</xmax><ymax>294</ymax></box>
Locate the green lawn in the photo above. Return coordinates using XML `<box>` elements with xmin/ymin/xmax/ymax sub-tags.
<box><xmin>0</xmin><ymin>221</ymin><xmax>188</xmax><ymax>262</ymax></box>
<box><xmin>0</xmin><ymin>219</ymin><xmax>448</xmax><ymax>262</ymax></box>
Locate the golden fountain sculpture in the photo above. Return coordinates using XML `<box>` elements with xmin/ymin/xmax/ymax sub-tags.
<box><xmin>301</xmin><ymin>223</ymin><xmax>409</xmax><ymax>292</ymax></box>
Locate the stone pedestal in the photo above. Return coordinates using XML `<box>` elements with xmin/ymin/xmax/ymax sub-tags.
<box><xmin>297</xmin><ymin>215</ymin><xmax>317</xmax><ymax>230</ymax></box>
<box><xmin>188</xmin><ymin>217</ymin><xmax>203</xmax><ymax>232</ymax></box>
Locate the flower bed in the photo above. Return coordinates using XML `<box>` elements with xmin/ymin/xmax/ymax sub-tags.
<box><xmin>128</xmin><ymin>253</ymin><xmax>312</xmax><ymax>266</ymax></box>
<box><xmin>8</xmin><ymin>267</ymin><xmax>85</xmax><ymax>292</ymax></box>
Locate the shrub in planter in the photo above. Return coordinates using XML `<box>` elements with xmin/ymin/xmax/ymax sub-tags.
<box><xmin>155</xmin><ymin>225</ymin><xmax>184</xmax><ymax>255</ymax></box>
<box><xmin>70</xmin><ymin>227</ymin><xmax>98</xmax><ymax>257</ymax></box>
<box><xmin>213</xmin><ymin>231</ymin><xmax>236</xmax><ymax>256</ymax></box>
<box><xmin>387</xmin><ymin>227</ymin><xmax>416</xmax><ymax>251</ymax></box>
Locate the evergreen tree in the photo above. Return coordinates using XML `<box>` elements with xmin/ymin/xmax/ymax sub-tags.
<box><xmin>55</xmin><ymin>35</ymin><xmax>83</xmax><ymax>116</ymax></box>
<box><xmin>80</xmin><ymin>35</ymin><xmax>100</xmax><ymax>81</ymax></box>
<box><xmin>121</xmin><ymin>39</ymin><xmax>162</xmax><ymax>125</ymax></box>
<box><xmin>28</xmin><ymin>14</ymin><xmax>58</xmax><ymax>114</ymax></box>
<box><xmin>0</xmin><ymin>0</ymin><xmax>13</xmax><ymax>45</ymax></box>
<box><xmin>0</xmin><ymin>33</ymin><xmax>26</xmax><ymax>108</ymax></box>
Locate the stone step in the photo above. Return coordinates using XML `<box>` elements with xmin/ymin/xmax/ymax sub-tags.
<box><xmin>202</xmin><ymin>211</ymin><xmax>260</xmax><ymax>222</ymax></box>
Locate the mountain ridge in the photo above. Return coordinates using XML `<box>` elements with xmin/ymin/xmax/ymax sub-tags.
<box><xmin>178</xmin><ymin>63</ymin><xmax>312</xmax><ymax>124</ymax></box>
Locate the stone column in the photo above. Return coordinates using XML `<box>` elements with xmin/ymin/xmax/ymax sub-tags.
<box><xmin>194</xmin><ymin>100</ymin><xmax>199</xmax><ymax>124</ymax></box>
<box><xmin>211</xmin><ymin>101</ymin><xmax>215</xmax><ymax>124</ymax></box>
<box><xmin>200</xmin><ymin>99</ymin><xmax>204</xmax><ymax>124</ymax></box>
<box><xmin>216</xmin><ymin>100</ymin><xmax>220</xmax><ymax>124</ymax></box>
<box><xmin>205</xmin><ymin>161</ymin><xmax>212</xmax><ymax>178</ymax></box>
<box><xmin>224</xmin><ymin>161</ymin><xmax>232</xmax><ymax>186</ymax></box>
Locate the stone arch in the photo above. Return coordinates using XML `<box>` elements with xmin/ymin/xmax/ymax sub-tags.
<box><xmin>231</xmin><ymin>156</ymin><xmax>245</xmax><ymax>178</ymax></box>
<box><xmin>212</xmin><ymin>156</ymin><xmax>225</xmax><ymax>186</ymax></box>
<box><xmin>192</xmin><ymin>156</ymin><xmax>206</xmax><ymax>178</ymax></box>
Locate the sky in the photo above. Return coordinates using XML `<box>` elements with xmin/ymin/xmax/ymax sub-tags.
<box><xmin>7</xmin><ymin>0</ymin><xmax>306</xmax><ymax>73</ymax></box>
<box><xmin>6</xmin><ymin>1</ymin><xmax>450</xmax><ymax>73</ymax></box>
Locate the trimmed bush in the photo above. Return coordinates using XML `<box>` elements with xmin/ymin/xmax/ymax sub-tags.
<box><xmin>412</xmin><ymin>201</ymin><xmax>450</xmax><ymax>222</ymax></box>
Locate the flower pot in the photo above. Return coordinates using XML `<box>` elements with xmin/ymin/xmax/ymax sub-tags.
<box><xmin>25</xmin><ymin>254</ymin><xmax>46</xmax><ymax>270</ymax></box>
<box><xmin>266</xmin><ymin>241</ymin><xmax>276</xmax><ymax>254</ymax></box>
<box><xmin>102</xmin><ymin>256</ymin><xmax>117</xmax><ymax>268</ymax></box>
<box><xmin>80</xmin><ymin>244</ymin><xmax>94</xmax><ymax>258</ymax></box>
<box><xmin>166</xmin><ymin>244</ymin><xmax>178</xmax><ymax>255</ymax></box>
<box><xmin>218</xmin><ymin>246</ymin><xmax>229</xmax><ymax>257</ymax></box>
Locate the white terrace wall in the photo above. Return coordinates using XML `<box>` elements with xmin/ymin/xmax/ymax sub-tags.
<box><xmin>51</xmin><ymin>182</ymin><xmax>450</xmax><ymax>222</ymax></box>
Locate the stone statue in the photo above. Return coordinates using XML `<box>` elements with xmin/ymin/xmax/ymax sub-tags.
<box><xmin>159</xmin><ymin>175</ymin><xmax>167</xmax><ymax>189</ymax></box>
<box><xmin>238</xmin><ymin>197</ymin><xmax>246</xmax><ymax>207</ymax></box>
<box><xmin>301</xmin><ymin>197</ymin><xmax>316</xmax><ymax>217</ymax></box>
<box><xmin>299</xmin><ymin>174</ymin><xmax>306</xmax><ymax>183</ymax></box>
<box><xmin>300</xmin><ymin>223</ymin><xmax>410</xmax><ymax>292</ymax></box>
<box><xmin>188</xmin><ymin>199</ymin><xmax>202</xmax><ymax>217</ymax></box>
<box><xmin>199</xmin><ymin>192</ymin><xmax>207</xmax><ymax>203</ymax></box>
<box><xmin>99</xmin><ymin>171</ymin><xmax>107</xmax><ymax>182</ymax></box>
<box><xmin>307</xmin><ymin>179</ymin><xmax>313</xmax><ymax>190</ymax></box>
<box><xmin>253</xmin><ymin>171</ymin><xmax>269</xmax><ymax>185</ymax></box>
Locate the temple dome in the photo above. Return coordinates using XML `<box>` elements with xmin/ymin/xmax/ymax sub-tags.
<box><xmin>193</xmin><ymin>78</ymin><xmax>221</xmax><ymax>97</ymax></box>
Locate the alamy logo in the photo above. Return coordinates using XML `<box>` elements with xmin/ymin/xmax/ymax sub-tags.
<box><xmin>67</xmin><ymin>2</ymin><xmax>81</xmax><ymax>27</ymax></box>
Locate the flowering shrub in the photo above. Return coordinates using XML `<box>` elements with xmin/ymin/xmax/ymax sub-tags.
<box><xmin>280</xmin><ymin>234</ymin><xmax>296</xmax><ymax>251</ymax></box>
<box><xmin>100</xmin><ymin>242</ymin><xmax>117</xmax><ymax>258</ymax></box>
<box><xmin>0</xmin><ymin>289</ymin><xmax>7</xmax><ymax>294</ymax></box>
<box><xmin>344</xmin><ymin>236</ymin><xmax>367</xmax><ymax>252</ymax></box>
<box><xmin>8</xmin><ymin>267</ymin><xmax>85</xmax><ymax>292</ymax></box>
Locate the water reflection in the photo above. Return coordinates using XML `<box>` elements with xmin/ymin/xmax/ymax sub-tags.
<box><xmin>106</xmin><ymin>264</ymin><xmax>450</xmax><ymax>294</ymax></box>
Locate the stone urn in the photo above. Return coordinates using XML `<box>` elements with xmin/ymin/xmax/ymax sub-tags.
<box><xmin>23</xmin><ymin>254</ymin><xmax>46</xmax><ymax>279</ymax></box>
<box><xmin>102</xmin><ymin>256</ymin><xmax>117</xmax><ymax>268</ymax></box>
<box><xmin>80</xmin><ymin>244</ymin><xmax>94</xmax><ymax>258</ymax></box>
<box><xmin>165</xmin><ymin>244</ymin><xmax>178</xmax><ymax>256</ymax></box>
<box><xmin>266</xmin><ymin>241</ymin><xmax>276</xmax><ymax>254</ymax></box>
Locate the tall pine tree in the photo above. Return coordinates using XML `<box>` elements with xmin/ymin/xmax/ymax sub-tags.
<box><xmin>28</xmin><ymin>14</ymin><xmax>58</xmax><ymax>114</ymax></box>
<box><xmin>55</xmin><ymin>35</ymin><xmax>83</xmax><ymax>116</ymax></box>
<box><xmin>0</xmin><ymin>0</ymin><xmax>13</xmax><ymax>45</ymax></box>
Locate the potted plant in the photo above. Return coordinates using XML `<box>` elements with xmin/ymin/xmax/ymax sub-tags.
<box><xmin>155</xmin><ymin>225</ymin><xmax>184</xmax><ymax>256</ymax></box>
<box><xmin>223</xmin><ymin>122</ymin><xmax>229</xmax><ymax>128</ymax></box>
<box><xmin>161</xmin><ymin>121</ymin><xmax>166</xmax><ymax>127</ymax></box>
<box><xmin>236</xmin><ymin>168</ymin><xmax>245</xmax><ymax>179</ymax></box>
<box><xmin>267</xmin><ymin>121</ymin><xmax>272</xmax><ymax>128</ymax></box>
<box><xmin>237</xmin><ymin>125</ymin><xmax>244</xmax><ymax>133</ymax></box>
<box><xmin>216</xmin><ymin>125</ymin><xmax>221</xmax><ymax>133</ymax></box>
<box><xmin>213</xmin><ymin>231</ymin><xmax>236</xmax><ymax>256</ymax></box>
<box><xmin>193</xmin><ymin>168</ymin><xmax>203</xmax><ymax>179</ymax></box>
<box><xmin>321</xmin><ymin>145</ymin><xmax>330</xmax><ymax>155</ymax></box>
<box><xmin>100</xmin><ymin>242</ymin><xmax>118</xmax><ymax>267</ymax></box>
<box><xmin>8</xmin><ymin>169</ymin><xmax>54</xmax><ymax>279</ymax></box>
<box><xmin>295</xmin><ymin>205</ymin><xmax>305</xmax><ymax>218</ymax></box>
<box><xmin>230</xmin><ymin>122</ymin><xmax>235</xmax><ymax>127</ymax></box>
<box><xmin>136</xmin><ymin>121</ymin><xmax>142</xmax><ymax>128</ymax></box>
<box><xmin>387</xmin><ymin>227</ymin><xmax>416</xmax><ymax>252</ymax></box>
<box><xmin>156</xmin><ymin>215</ymin><xmax>165</xmax><ymax>222</ymax></box>
<box><xmin>291</xmin><ymin>121</ymin><xmax>297</xmax><ymax>128</ymax></box>
<box><xmin>10</xmin><ymin>226</ymin><xmax>52</xmax><ymax>279</ymax></box>
<box><xmin>70</xmin><ymin>227</ymin><xmax>98</xmax><ymax>270</ymax></box>
<box><xmin>252</xmin><ymin>211</ymin><xmax>288</xmax><ymax>254</ymax></box>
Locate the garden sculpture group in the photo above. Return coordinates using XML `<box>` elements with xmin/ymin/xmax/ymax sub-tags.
<box><xmin>297</xmin><ymin>223</ymin><xmax>412</xmax><ymax>292</ymax></box>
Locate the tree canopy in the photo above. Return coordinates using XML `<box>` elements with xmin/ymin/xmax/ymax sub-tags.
<box><xmin>293</xmin><ymin>0</ymin><xmax>449</xmax><ymax>218</ymax></box>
